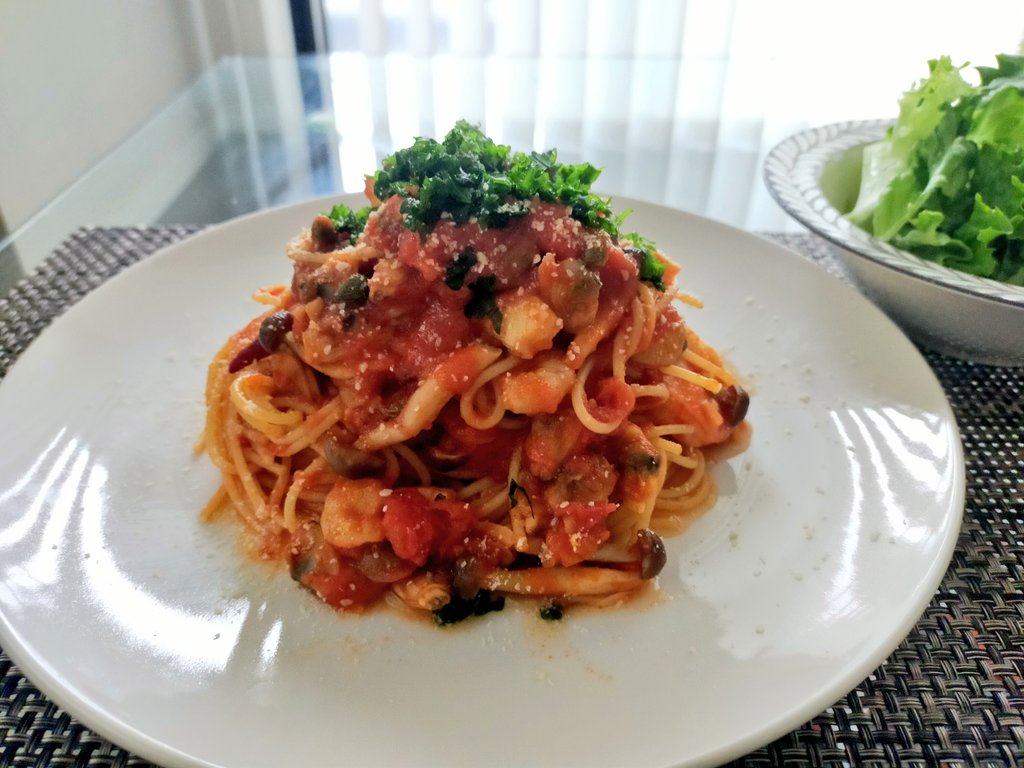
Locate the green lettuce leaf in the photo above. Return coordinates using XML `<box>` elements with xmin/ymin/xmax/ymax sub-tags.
<box><xmin>995</xmin><ymin>239</ymin><xmax>1024</xmax><ymax>285</ymax></box>
<box><xmin>949</xmin><ymin>194</ymin><xmax>1012</xmax><ymax>276</ymax></box>
<box><xmin>890</xmin><ymin>57</ymin><xmax>975</xmax><ymax>160</ymax></box>
<box><xmin>871</xmin><ymin>137</ymin><xmax>976</xmax><ymax>240</ymax></box>
<box><xmin>970</xmin><ymin>147</ymin><xmax>1024</xmax><ymax>220</ymax></box>
<box><xmin>848</xmin><ymin>56</ymin><xmax>973</xmax><ymax>226</ymax></box>
<box><xmin>975</xmin><ymin>52</ymin><xmax>1024</xmax><ymax>90</ymax></box>
<box><xmin>847</xmin><ymin>53</ymin><xmax>1024</xmax><ymax>286</ymax></box>
<box><xmin>967</xmin><ymin>86</ymin><xmax>1024</xmax><ymax>152</ymax></box>
<box><xmin>891</xmin><ymin>210</ymin><xmax>972</xmax><ymax>265</ymax></box>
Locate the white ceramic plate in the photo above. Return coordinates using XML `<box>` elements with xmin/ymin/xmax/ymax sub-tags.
<box><xmin>0</xmin><ymin>197</ymin><xmax>964</xmax><ymax>768</ymax></box>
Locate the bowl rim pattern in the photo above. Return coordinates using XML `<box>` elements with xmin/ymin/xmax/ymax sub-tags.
<box><xmin>763</xmin><ymin>118</ymin><xmax>1024</xmax><ymax>309</ymax></box>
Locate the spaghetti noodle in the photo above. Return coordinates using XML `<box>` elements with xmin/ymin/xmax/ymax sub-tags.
<box><xmin>199</xmin><ymin>123</ymin><xmax>749</xmax><ymax>622</ymax></box>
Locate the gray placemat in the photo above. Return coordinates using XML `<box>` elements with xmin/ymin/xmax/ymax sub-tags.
<box><xmin>0</xmin><ymin>227</ymin><xmax>1021</xmax><ymax>768</ymax></box>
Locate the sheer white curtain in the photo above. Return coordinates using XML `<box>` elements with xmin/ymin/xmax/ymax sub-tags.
<box><xmin>318</xmin><ymin>0</ymin><xmax>1024</xmax><ymax>230</ymax></box>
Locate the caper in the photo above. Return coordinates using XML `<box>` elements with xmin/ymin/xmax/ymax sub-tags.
<box><xmin>310</xmin><ymin>215</ymin><xmax>339</xmax><ymax>252</ymax></box>
<box><xmin>539</xmin><ymin>601</ymin><xmax>564</xmax><ymax>621</ymax></box>
<box><xmin>295</xmin><ymin>280</ymin><xmax>318</xmax><ymax>302</ymax></box>
<box><xmin>257</xmin><ymin>311</ymin><xmax>293</xmax><ymax>352</ymax></box>
<box><xmin>622</xmin><ymin>246</ymin><xmax>644</xmax><ymax>261</ymax></box>
<box><xmin>317</xmin><ymin>274</ymin><xmax>370</xmax><ymax>307</ymax></box>
<box><xmin>337</xmin><ymin>273</ymin><xmax>369</xmax><ymax>306</ymax></box>
<box><xmin>624</xmin><ymin>451</ymin><xmax>660</xmax><ymax>475</ymax></box>
<box><xmin>583</xmin><ymin>240</ymin><xmax>607</xmax><ymax>267</ymax></box>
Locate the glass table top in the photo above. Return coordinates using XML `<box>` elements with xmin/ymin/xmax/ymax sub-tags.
<box><xmin>0</xmin><ymin>53</ymin><xmax>809</xmax><ymax>295</ymax></box>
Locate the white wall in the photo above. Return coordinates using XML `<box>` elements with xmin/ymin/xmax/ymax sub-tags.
<box><xmin>0</xmin><ymin>0</ymin><xmax>296</xmax><ymax>236</ymax></box>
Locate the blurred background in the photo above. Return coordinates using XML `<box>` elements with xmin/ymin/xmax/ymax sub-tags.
<box><xmin>2</xmin><ymin>0</ymin><xmax>1023</xmax><ymax>288</ymax></box>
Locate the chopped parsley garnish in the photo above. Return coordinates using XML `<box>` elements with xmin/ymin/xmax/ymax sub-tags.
<box><xmin>621</xmin><ymin>232</ymin><xmax>668</xmax><ymax>291</ymax></box>
<box><xmin>444</xmin><ymin>247</ymin><xmax>477</xmax><ymax>290</ymax></box>
<box><xmin>324</xmin><ymin>203</ymin><xmax>371</xmax><ymax>245</ymax></box>
<box><xmin>433</xmin><ymin>590</ymin><xmax>506</xmax><ymax>626</ymax></box>
<box><xmin>374</xmin><ymin>120</ymin><xmax>626</xmax><ymax>239</ymax></box>
<box><xmin>508</xmin><ymin>478</ymin><xmax>531</xmax><ymax>510</ymax></box>
<box><xmin>320</xmin><ymin>124</ymin><xmax>670</xmax><ymax>292</ymax></box>
<box><xmin>464</xmin><ymin>275</ymin><xmax>502</xmax><ymax>332</ymax></box>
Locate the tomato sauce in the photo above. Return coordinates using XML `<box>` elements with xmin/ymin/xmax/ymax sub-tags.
<box><xmin>213</xmin><ymin>123</ymin><xmax>750</xmax><ymax>620</ymax></box>
<box><xmin>285</xmin><ymin>193</ymin><xmax>742</xmax><ymax>608</ymax></box>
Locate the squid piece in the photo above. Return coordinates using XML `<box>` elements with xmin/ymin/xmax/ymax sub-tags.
<box><xmin>482</xmin><ymin>566</ymin><xmax>643</xmax><ymax>597</ymax></box>
<box><xmin>357</xmin><ymin>345</ymin><xmax>502</xmax><ymax>451</ymax></box>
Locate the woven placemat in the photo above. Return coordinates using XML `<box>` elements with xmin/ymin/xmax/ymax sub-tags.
<box><xmin>0</xmin><ymin>227</ymin><xmax>1021</xmax><ymax>768</ymax></box>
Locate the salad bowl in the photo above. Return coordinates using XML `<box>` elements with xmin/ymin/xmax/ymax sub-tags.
<box><xmin>764</xmin><ymin>119</ymin><xmax>1024</xmax><ymax>367</ymax></box>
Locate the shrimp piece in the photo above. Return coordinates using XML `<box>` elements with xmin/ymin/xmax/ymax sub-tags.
<box><xmin>497</xmin><ymin>293</ymin><xmax>562</xmax><ymax>359</ymax></box>
<box><xmin>319</xmin><ymin>477</ymin><xmax>386</xmax><ymax>549</ymax></box>
<box><xmin>499</xmin><ymin>352</ymin><xmax>575</xmax><ymax>415</ymax></box>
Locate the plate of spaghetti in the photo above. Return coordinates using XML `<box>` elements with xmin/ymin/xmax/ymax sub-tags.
<box><xmin>0</xmin><ymin>124</ymin><xmax>963</xmax><ymax>768</ymax></box>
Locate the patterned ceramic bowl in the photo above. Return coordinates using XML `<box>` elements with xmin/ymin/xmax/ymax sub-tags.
<box><xmin>764</xmin><ymin>119</ymin><xmax>1024</xmax><ymax>367</ymax></box>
